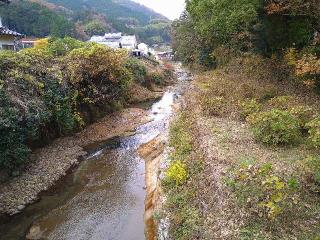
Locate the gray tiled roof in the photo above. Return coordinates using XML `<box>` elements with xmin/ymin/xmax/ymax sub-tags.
<box><xmin>0</xmin><ymin>26</ymin><xmax>23</xmax><ymax>37</ymax></box>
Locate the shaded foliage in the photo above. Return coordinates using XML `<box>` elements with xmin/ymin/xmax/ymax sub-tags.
<box><xmin>173</xmin><ymin>0</ymin><xmax>319</xmax><ymax>72</ymax></box>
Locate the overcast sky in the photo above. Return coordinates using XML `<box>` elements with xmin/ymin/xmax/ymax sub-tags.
<box><xmin>133</xmin><ymin>0</ymin><xmax>185</xmax><ymax>20</ymax></box>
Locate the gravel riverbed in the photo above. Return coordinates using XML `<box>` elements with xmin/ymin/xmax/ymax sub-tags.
<box><xmin>0</xmin><ymin>108</ymin><xmax>150</xmax><ymax>215</ymax></box>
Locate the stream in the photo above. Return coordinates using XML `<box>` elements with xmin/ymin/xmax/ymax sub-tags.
<box><xmin>0</xmin><ymin>64</ymin><xmax>191</xmax><ymax>240</ymax></box>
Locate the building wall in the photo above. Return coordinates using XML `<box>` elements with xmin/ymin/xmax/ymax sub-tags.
<box><xmin>0</xmin><ymin>35</ymin><xmax>15</xmax><ymax>50</ymax></box>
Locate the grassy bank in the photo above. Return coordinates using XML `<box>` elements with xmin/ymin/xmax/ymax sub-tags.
<box><xmin>161</xmin><ymin>112</ymin><xmax>204</xmax><ymax>239</ymax></box>
<box><xmin>163</xmin><ymin>55</ymin><xmax>320</xmax><ymax>239</ymax></box>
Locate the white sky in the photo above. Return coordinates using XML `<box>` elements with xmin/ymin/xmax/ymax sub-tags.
<box><xmin>133</xmin><ymin>0</ymin><xmax>185</xmax><ymax>20</ymax></box>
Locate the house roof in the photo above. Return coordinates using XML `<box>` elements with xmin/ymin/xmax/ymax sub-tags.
<box><xmin>104</xmin><ymin>32</ymin><xmax>122</xmax><ymax>39</ymax></box>
<box><xmin>21</xmin><ymin>37</ymin><xmax>38</xmax><ymax>43</ymax></box>
<box><xmin>0</xmin><ymin>26</ymin><xmax>23</xmax><ymax>37</ymax></box>
<box><xmin>121</xmin><ymin>35</ymin><xmax>136</xmax><ymax>46</ymax></box>
<box><xmin>89</xmin><ymin>33</ymin><xmax>137</xmax><ymax>49</ymax></box>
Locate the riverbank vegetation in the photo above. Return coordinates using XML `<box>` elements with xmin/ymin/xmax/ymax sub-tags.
<box><xmin>162</xmin><ymin>112</ymin><xmax>203</xmax><ymax>239</ymax></box>
<box><xmin>169</xmin><ymin>0</ymin><xmax>320</xmax><ymax>239</ymax></box>
<box><xmin>0</xmin><ymin>37</ymin><xmax>172</xmax><ymax>173</ymax></box>
<box><xmin>164</xmin><ymin>57</ymin><xmax>320</xmax><ymax>239</ymax></box>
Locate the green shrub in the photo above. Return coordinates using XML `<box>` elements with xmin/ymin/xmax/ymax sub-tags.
<box><xmin>306</xmin><ymin>117</ymin><xmax>320</xmax><ymax>147</ymax></box>
<box><xmin>260</xmin><ymin>88</ymin><xmax>277</xmax><ymax>102</ymax></box>
<box><xmin>248</xmin><ymin>109</ymin><xmax>301</xmax><ymax>145</ymax></box>
<box><xmin>200</xmin><ymin>95</ymin><xmax>227</xmax><ymax>116</ymax></box>
<box><xmin>169</xmin><ymin>114</ymin><xmax>192</xmax><ymax>157</ymax></box>
<box><xmin>299</xmin><ymin>156</ymin><xmax>320</xmax><ymax>192</ymax></box>
<box><xmin>43</xmin><ymin>79</ymin><xmax>79</xmax><ymax>135</ymax></box>
<box><xmin>239</xmin><ymin>98</ymin><xmax>262</xmax><ymax>119</ymax></box>
<box><xmin>47</xmin><ymin>37</ymin><xmax>85</xmax><ymax>56</ymax></box>
<box><xmin>164</xmin><ymin>160</ymin><xmax>188</xmax><ymax>186</ymax></box>
<box><xmin>149</xmin><ymin>72</ymin><xmax>165</xmax><ymax>85</ymax></box>
<box><xmin>0</xmin><ymin>90</ymin><xmax>31</xmax><ymax>170</ymax></box>
<box><xmin>124</xmin><ymin>58</ymin><xmax>147</xmax><ymax>85</ymax></box>
<box><xmin>267</xmin><ymin>96</ymin><xmax>296</xmax><ymax>110</ymax></box>
<box><xmin>171</xmin><ymin>207</ymin><xmax>201</xmax><ymax>240</ymax></box>
<box><xmin>226</xmin><ymin>163</ymin><xmax>298</xmax><ymax>220</ymax></box>
<box><xmin>166</xmin><ymin>190</ymin><xmax>193</xmax><ymax>209</ymax></box>
<box><xmin>65</xmin><ymin>44</ymin><xmax>133</xmax><ymax>103</ymax></box>
<box><xmin>289</xmin><ymin>105</ymin><xmax>314</xmax><ymax>129</ymax></box>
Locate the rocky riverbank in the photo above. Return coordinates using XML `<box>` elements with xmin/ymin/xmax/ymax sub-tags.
<box><xmin>0</xmin><ymin>107</ymin><xmax>151</xmax><ymax>215</ymax></box>
<box><xmin>138</xmin><ymin>135</ymin><xmax>165</xmax><ymax>240</ymax></box>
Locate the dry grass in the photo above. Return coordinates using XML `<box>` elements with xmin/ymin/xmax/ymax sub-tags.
<box><xmin>172</xmin><ymin>55</ymin><xmax>320</xmax><ymax>239</ymax></box>
<box><xmin>197</xmin><ymin>55</ymin><xmax>320</xmax><ymax>121</ymax></box>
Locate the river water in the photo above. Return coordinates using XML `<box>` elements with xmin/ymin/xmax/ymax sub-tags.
<box><xmin>0</xmin><ymin>65</ymin><xmax>190</xmax><ymax>240</ymax></box>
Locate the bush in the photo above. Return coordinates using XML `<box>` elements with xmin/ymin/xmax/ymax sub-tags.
<box><xmin>124</xmin><ymin>58</ymin><xmax>147</xmax><ymax>85</ymax></box>
<box><xmin>239</xmin><ymin>98</ymin><xmax>262</xmax><ymax>119</ymax></box>
<box><xmin>0</xmin><ymin>90</ymin><xmax>31</xmax><ymax>170</ymax></box>
<box><xmin>148</xmin><ymin>71</ymin><xmax>165</xmax><ymax>85</ymax></box>
<box><xmin>260</xmin><ymin>88</ymin><xmax>277</xmax><ymax>102</ymax></box>
<box><xmin>306</xmin><ymin>117</ymin><xmax>320</xmax><ymax>147</ymax></box>
<box><xmin>164</xmin><ymin>160</ymin><xmax>188</xmax><ymax>186</ymax></box>
<box><xmin>200</xmin><ymin>95</ymin><xmax>227</xmax><ymax>116</ymax></box>
<box><xmin>165</xmin><ymin>114</ymin><xmax>192</xmax><ymax>187</ymax></box>
<box><xmin>162</xmin><ymin>62</ymin><xmax>175</xmax><ymax>79</ymax></box>
<box><xmin>65</xmin><ymin>44</ymin><xmax>133</xmax><ymax>103</ymax></box>
<box><xmin>169</xmin><ymin>114</ymin><xmax>192</xmax><ymax>158</ymax></box>
<box><xmin>248</xmin><ymin>109</ymin><xmax>301</xmax><ymax>145</ymax></box>
<box><xmin>226</xmin><ymin>163</ymin><xmax>298</xmax><ymax>220</ymax></box>
<box><xmin>295</xmin><ymin>53</ymin><xmax>320</xmax><ymax>94</ymax></box>
<box><xmin>289</xmin><ymin>105</ymin><xmax>314</xmax><ymax>129</ymax></box>
<box><xmin>267</xmin><ymin>96</ymin><xmax>296</xmax><ymax>110</ymax></box>
<box><xmin>171</xmin><ymin>207</ymin><xmax>201</xmax><ymax>240</ymax></box>
<box><xmin>47</xmin><ymin>37</ymin><xmax>85</xmax><ymax>56</ymax></box>
<box><xmin>299</xmin><ymin>156</ymin><xmax>320</xmax><ymax>193</ymax></box>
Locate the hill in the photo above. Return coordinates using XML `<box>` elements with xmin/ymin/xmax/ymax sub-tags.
<box><xmin>0</xmin><ymin>0</ymin><xmax>171</xmax><ymax>44</ymax></box>
<box><xmin>47</xmin><ymin>0</ymin><xmax>166</xmax><ymax>25</ymax></box>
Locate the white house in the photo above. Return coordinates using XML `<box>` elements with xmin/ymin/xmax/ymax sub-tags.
<box><xmin>0</xmin><ymin>18</ymin><xmax>23</xmax><ymax>50</ymax></box>
<box><xmin>120</xmin><ymin>35</ymin><xmax>137</xmax><ymax>50</ymax></box>
<box><xmin>138</xmin><ymin>43</ymin><xmax>149</xmax><ymax>55</ymax></box>
<box><xmin>138</xmin><ymin>43</ymin><xmax>156</xmax><ymax>56</ymax></box>
<box><xmin>89</xmin><ymin>32</ymin><xmax>137</xmax><ymax>50</ymax></box>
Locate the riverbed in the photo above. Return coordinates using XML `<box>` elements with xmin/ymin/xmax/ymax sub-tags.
<box><xmin>0</xmin><ymin>64</ymin><xmax>191</xmax><ymax>240</ymax></box>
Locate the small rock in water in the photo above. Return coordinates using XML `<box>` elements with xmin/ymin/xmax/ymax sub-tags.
<box><xmin>17</xmin><ymin>204</ymin><xmax>25</xmax><ymax>210</ymax></box>
<box><xmin>26</xmin><ymin>225</ymin><xmax>42</xmax><ymax>240</ymax></box>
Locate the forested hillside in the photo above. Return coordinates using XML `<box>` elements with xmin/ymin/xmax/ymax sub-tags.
<box><xmin>47</xmin><ymin>0</ymin><xmax>165</xmax><ymax>25</ymax></box>
<box><xmin>0</xmin><ymin>0</ymin><xmax>171</xmax><ymax>44</ymax></box>
<box><xmin>0</xmin><ymin>1</ymin><xmax>74</xmax><ymax>37</ymax></box>
<box><xmin>164</xmin><ymin>0</ymin><xmax>320</xmax><ymax>239</ymax></box>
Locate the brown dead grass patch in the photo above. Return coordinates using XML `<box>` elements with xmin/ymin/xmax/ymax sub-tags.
<box><xmin>179</xmin><ymin>56</ymin><xmax>320</xmax><ymax>239</ymax></box>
